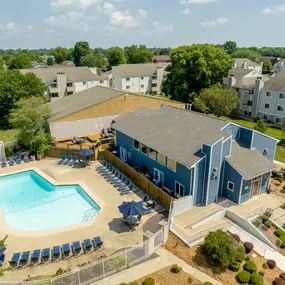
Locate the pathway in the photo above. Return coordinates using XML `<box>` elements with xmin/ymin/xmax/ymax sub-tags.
<box><xmin>92</xmin><ymin>247</ymin><xmax>223</xmax><ymax>285</ymax></box>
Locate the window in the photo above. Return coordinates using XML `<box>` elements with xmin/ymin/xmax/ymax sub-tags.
<box><xmin>152</xmin><ymin>76</ymin><xmax>157</xmax><ymax>80</ymax></box>
<box><xmin>247</xmin><ymin>101</ymin><xmax>253</xmax><ymax>106</ymax></box>
<box><xmin>263</xmin><ymin>115</ymin><xmax>269</xmax><ymax>121</ymax></box>
<box><xmin>185</xmin><ymin>104</ymin><xmax>191</xmax><ymax>111</ymax></box>
<box><xmin>83</xmin><ymin>81</ymin><xmax>86</xmax><ymax>85</ymax></box>
<box><xmin>66</xmin><ymin>82</ymin><xmax>73</xmax><ymax>87</ymax></box>
<box><xmin>152</xmin><ymin>83</ymin><xmax>157</xmax><ymax>87</ymax></box>
<box><xmin>100</xmin><ymin>80</ymin><xmax>104</xmax><ymax>84</ymax></box>
<box><xmin>277</xmin><ymin>105</ymin><xmax>284</xmax><ymax>112</ymax></box>
<box><xmin>141</xmin><ymin>77</ymin><xmax>144</xmax><ymax>80</ymax></box>
<box><xmin>148</xmin><ymin>148</ymin><xmax>157</xmax><ymax>160</ymax></box>
<box><xmin>126</xmin><ymin>86</ymin><xmax>130</xmax><ymax>90</ymax></box>
<box><xmin>51</xmin><ymin>93</ymin><xmax>59</xmax><ymax>97</ymax></box>
<box><xmin>133</xmin><ymin>139</ymin><xmax>139</xmax><ymax>150</ymax></box>
<box><xmin>158</xmin><ymin>153</ymin><xmax>166</xmax><ymax>165</ymax></box>
<box><xmin>266</xmin><ymin>91</ymin><xmax>272</xmax><ymax>97</ymax></box>
<box><xmin>265</xmin><ymin>103</ymin><xmax>270</xmax><ymax>109</ymax></box>
<box><xmin>126</xmin><ymin>78</ymin><xmax>130</xmax><ymax>81</ymax></box>
<box><xmin>227</xmin><ymin>181</ymin><xmax>234</xmax><ymax>192</ymax></box>
<box><xmin>276</xmin><ymin>117</ymin><xmax>282</xmax><ymax>124</ymax></box>
<box><xmin>140</xmin><ymin>143</ymin><xmax>147</xmax><ymax>155</ymax></box>
<box><xmin>175</xmin><ymin>181</ymin><xmax>185</xmax><ymax>197</ymax></box>
<box><xmin>67</xmin><ymin>92</ymin><xmax>73</xmax><ymax>95</ymax></box>
<box><xmin>167</xmin><ymin>157</ymin><xmax>176</xmax><ymax>172</ymax></box>
<box><xmin>243</xmin><ymin>111</ymin><xmax>252</xmax><ymax>117</ymax></box>
<box><xmin>249</xmin><ymin>89</ymin><xmax>254</xmax><ymax>95</ymax></box>
<box><xmin>141</xmin><ymin>85</ymin><xmax>144</xmax><ymax>88</ymax></box>
<box><xmin>279</xmin><ymin>93</ymin><xmax>285</xmax><ymax>99</ymax></box>
<box><xmin>50</xmin><ymin>83</ymin><xmax>57</xmax><ymax>88</ymax></box>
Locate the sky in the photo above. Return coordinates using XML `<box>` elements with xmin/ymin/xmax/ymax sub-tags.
<box><xmin>0</xmin><ymin>0</ymin><xmax>285</xmax><ymax>49</ymax></box>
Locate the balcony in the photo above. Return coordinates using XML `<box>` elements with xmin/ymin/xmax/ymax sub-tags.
<box><xmin>67</xmin><ymin>86</ymin><xmax>75</xmax><ymax>92</ymax></box>
<box><xmin>240</xmin><ymin>105</ymin><xmax>252</xmax><ymax>112</ymax></box>
<box><xmin>49</xmin><ymin>86</ymin><xmax>59</xmax><ymax>93</ymax></box>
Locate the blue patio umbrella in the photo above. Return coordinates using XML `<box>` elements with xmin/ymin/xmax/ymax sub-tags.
<box><xmin>118</xmin><ymin>201</ymin><xmax>144</xmax><ymax>216</ymax></box>
<box><xmin>78</xmin><ymin>149</ymin><xmax>94</xmax><ymax>156</ymax></box>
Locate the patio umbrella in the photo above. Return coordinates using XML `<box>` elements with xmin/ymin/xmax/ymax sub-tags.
<box><xmin>78</xmin><ymin>149</ymin><xmax>94</xmax><ymax>156</ymax></box>
<box><xmin>118</xmin><ymin>201</ymin><xmax>144</xmax><ymax>216</ymax></box>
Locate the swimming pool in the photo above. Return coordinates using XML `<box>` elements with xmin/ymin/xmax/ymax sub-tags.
<box><xmin>0</xmin><ymin>170</ymin><xmax>100</xmax><ymax>231</ymax></box>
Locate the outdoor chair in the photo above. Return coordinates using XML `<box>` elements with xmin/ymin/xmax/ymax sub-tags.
<box><xmin>1</xmin><ymin>160</ymin><xmax>7</xmax><ymax>167</ymax></box>
<box><xmin>58</xmin><ymin>155</ymin><xmax>66</xmax><ymax>164</ymax></box>
<box><xmin>104</xmin><ymin>169</ymin><xmax>118</xmax><ymax>180</ymax></box>
<box><xmin>31</xmin><ymin>249</ymin><xmax>41</xmax><ymax>263</ymax></box>
<box><xmin>142</xmin><ymin>201</ymin><xmax>157</xmax><ymax>215</ymax></box>
<box><xmin>63</xmin><ymin>156</ymin><xmax>72</xmax><ymax>165</ymax></box>
<box><xmin>8</xmin><ymin>157</ymin><xmax>15</xmax><ymax>166</ymax></box>
<box><xmin>20</xmin><ymin>251</ymin><xmax>30</xmax><ymax>264</ymax></box>
<box><xmin>23</xmin><ymin>154</ymin><xmax>30</xmax><ymax>163</ymax></box>
<box><xmin>14</xmin><ymin>156</ymin><xmax>22</xmax><ymax>164</ymax></box>
<box><xmin>109</xmin><ymin>172</ymin><xmax>123</xmax><ymax>183</ymax></box>
<box><xmin>9</xmin><ymin>252</ymin><xmax>20</xmax><ymax>266</ymax></box>
<box><xmin>52</xmin><ymin>246</ymin><xmax>61</xmax><ymax>260</ymax></box>
<box><xmin>62</xmin><ymin>244</ymin><xmax>71</xmax><ymax>256</ymax></box>
<box><xmin>83</xmin><ymin>239</ymin><xmax>92</xmax><ymax>251</ymax></box>
<box><xmin>69</xmin><ymin>156</ymin><xmax>77</xmax><ymax>166</ymax></box>
<box><xmin>117</xmin><ymin>180</ymin><xmax>131</xmax><ymax>191</ymax></box>
<box><xmin>93</xmin><ymin>236</ymin><xmax>103</xmax><ymax>248</ymax></box>
<box><xmin>0</xmin><ymin>253</ymin><xmax>5</xmax><ymax>265</ymax></box>
<box><xmin>72</xmin><ymin>241</ymin><xmax>81</xmax><ymax>253</ymax></box>
<box><xmin>96</xmin><ymin>161</ymin><xmax>108</xmax><ymax>170</ymax></box>
<box><xmin>113</xmin><ymin>176</ymin><xmax>127</xmax><ymax>187</ymax></box>
<box><xmin>136</xmin><ymin>195</ymin><xmax>151</xmax><ymax>207</ymax></box>
<box><xmin>42</xmin><ymin>248</ymin><xmax>51</xmax><ymax>261</ymax></box>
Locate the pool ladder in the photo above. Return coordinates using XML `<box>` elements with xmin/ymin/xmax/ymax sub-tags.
<box><xmin>82</xmin><ymin>208</ymin><xmax>99</xmax><ymax>222</ymax></box>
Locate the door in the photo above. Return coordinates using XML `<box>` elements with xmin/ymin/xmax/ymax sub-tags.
<box><xmin>120</xmin><ymin>146</ymin><xmax>127</xmax><ymax>162</ymax></box>
<box><xmin>153</xmin><ymin>168</ymin><xmax>164</xmax><ymax>186</ymax></box>
<box><xmin>251</xmin><ymin>177</ymin><xmax>261</xmax><ymax>198</ymax></box>
<box><xmin>175</xmin><ymin>181</ymin><xmax>185</xmax><ymax>197</ymax></box>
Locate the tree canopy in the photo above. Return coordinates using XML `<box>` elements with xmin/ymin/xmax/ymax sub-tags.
<box><xmin>51</xmin><ymin>46</ymin><xmax>68</xmax><ymax>64</ymax></box>
<box><xmin>80</xmin><ymin>54</ymin><xmax>97</xmax><ymax>67</ymax></box>
<box><xmin>8</xmin><ymin>53</ymin><xmax>32</xmax><ymax>69</ymax></box>
<box><xmin>163</xmin><ymin>44</ymin><xmax>233</xmax><ymax>102</ymax></box>
<box><xmin>73</xmin><ymin>41</ymin><xmax>91</xmax><ymax>66</ymax></box>
<box><xmin>232</xmin><ymin>48</ymin><xmax>260</xmax><ymax>62</ymax></box>
<box><xmin>107</xmin><ymin>46</ymin><xmax>126</xmax><ymax>67</ymax></box>
<box><xmin>262</xmin><ymin>60</ymin><xmax>273</xmax><ymax>74</ymax></box>
<box><xmin>193</xmin><ymin>84</ymin><xmax>239</xmax><ymax>117</ymax></box>
<box><xmin>47</xmin><ymin>57</ymin><xmax>54</xmax><ymax>66</ymax></box>
<box><xmin>126</xmin><ymin>45</ymin><xmax>153</xmax><ymax>64</ymax></box>
<box><xmin>223</xmin><ymin>41</ymin><xmax>238</xmax><ymax>55</ymax></box>
<box><xmin>0</xmin><ymin>70</ymin><xmax>46</xmax><ymax>121</ymax></box>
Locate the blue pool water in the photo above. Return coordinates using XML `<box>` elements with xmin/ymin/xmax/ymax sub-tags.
<box><xmin>0</xmin><ymin>170</ymin><xmax>100</xmax><ymax>231</ymax></box>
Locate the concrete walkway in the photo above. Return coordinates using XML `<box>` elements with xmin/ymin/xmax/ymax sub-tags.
<box><xmin>93</xmin><ymin>247</ymin><xmax>223</xmax><ymax>285</ymax></box>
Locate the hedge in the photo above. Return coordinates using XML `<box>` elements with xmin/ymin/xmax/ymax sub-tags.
<box><xmin>237</xmin><ymin>271</ymin><xmax>251</xmax><ymax>284</ymax></box>
<box><xmin>244</xmin><ymin>261</ymin><xmax>257</xmax><ymax>273</ymax></box>
<box><xmin>275</xmin><ymin>229</ymin><xmax>285</xmax><ymax>238</ymax></box>
<box><xmin>229</xmin><ymin>261</ymin><xmax>240</xmax><ymax>272</ymax></box>
<box><xmin>250</xmin><ymin>272</ymin><xmax>264</xmax><ymax>285</ymax></box>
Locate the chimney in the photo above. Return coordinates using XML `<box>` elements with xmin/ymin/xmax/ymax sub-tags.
<box><xmin>227</xmin><ymin>74</ymin><xmax>236</xmax><ymax>88</ymax></box>
<box><xmin>233</xmin><ymin>61</ymin><xmax>237</xmax><ymax>69</ymax></box>
<box><xmin>252</xmin><ymin>77</ymin><xmax>264</xmax><ymax>117</ymax></box>
<box><xmin>243</xmin><ymin>60</ymin><xmax>247</xmax><ymax>69</ymax></box>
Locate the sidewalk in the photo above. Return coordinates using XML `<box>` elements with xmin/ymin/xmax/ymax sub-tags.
<box><xmin>93</xmin><ymin>247</ymin><xmax>223</xmax><ymax>285</ymax></box>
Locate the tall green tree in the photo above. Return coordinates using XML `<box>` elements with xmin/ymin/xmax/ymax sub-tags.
<box><xmin>73</xmin><ymin>41</ymin><xmax>91</xmax><ymax>66</ymax></box>
<box><xmin>232</xmin><ymin>48</ymin><xmax>260</xmax><ymax>62</ymax></box>
<box><xmin>0</xmin><ymin>70</ymin><xmax>46</xmax><ymax>120</ymax></box>
<box><xmin>193</xmin><ymin>84</ymin><xmax>239</xmax><ymax>117</ymax></box>
<box><xmin>8</xmin><ymin>53</ymin><xmax>32</xmax><ymax>69</ymax></box>
<box><xmin>254</xmin><ymin>117</ymin><xmax>268</xmax><ymax>133</ymax></box>
<box><xmin>47</xmin><ymin>57</ymin><xmax>54</xmax><ymax>66</ymax></box>
<box><xmin>107</xmin><ymin>46</ymin><xmax>126</xmax><ymax>67</ymax></box>
<box><xmin>163</xmin><ymin>44</ymin><xmax>233</xmax><ymax>102</ymax></box>
<box><xmin>126</xmin><ymin>45</ymin><xmax>153</xmax><ymax>64</ymax></box>
<box><xmin>80</xmin><ymin>54</ymin><xmax>98</xmax><ymax>67</ymax></box>
<box><xmin>94</xmin><ymin>53</ymin><xmax>106</xmax><ymax>68</ymax></box>
<box><xmin>9</xmin><ymin>97</ymin><xmax>51</xmax><ymax>154</ymax></box>
<box><xmin>262</xmin><ymin>60</ymin><xmax>273</xmax><ymax>74</ymax></box>
<box><xmin>52</xmin><ymin>46</ymin><xmax>68</xmax><ymax>64</ymax></box>
<box><xmin>66</xmin><ymin>48</ymin><xmax>74</xmax><ymax>61</ymax></box>
<box><xmin>0</xmin><ymin>57</ymin><xmax>4</xmax><ymax>70</ymax></box>
<box><xmin>223</xmin><ymin>41</ymin><xmax>238</xmax><ymax>55</ymax></box>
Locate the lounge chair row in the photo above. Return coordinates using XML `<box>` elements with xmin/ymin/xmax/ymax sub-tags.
<box><xmin>1</xmin><ymin>154</ymin><xmax>30</xmax><ymax>167</ymax></box>
<box><xmin>136</xmin><ymin>194</ymin><xmax>157</xmax><ymax>215</ymax></box>
<box><xmin>97</xmin><ymin>162</ymin><xmax>136</xmax><ymax>195</ymax></box>
<box><xmin>58</xmin><ymin>155</ymin><xmax>77</xmax><ymax>166</ymax></box>
<box><xmin>8</xmin><ymin>237</ymin><xmax>103</xmax><ymax>267</ymax></box>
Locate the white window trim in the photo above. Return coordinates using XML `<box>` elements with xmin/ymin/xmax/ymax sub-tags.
<box><xmin>277</xmin><ymin>105</ymin><xmax>284</xmax><ymax>112</ymax></box>
<box><xmin>264</xmin><ymin>103</ymin><xmax>270</xmax><ymax>109</ymax></box>
<box><xmin>279</xmin><ymin>92</ymin><xmax>285</xmax><ymax>99</ymax></box>
<box><xmin>167</xmin><ymin>157</ymin><xmax>177</xmax><ymax>172</ymax></box>
<box><xmin>157</xmin><ymin>152</ymin><xmax>166</xmax><ymax>166</ymax></box>
<box><xmin>266</xmin><ymin>91</ymin><xmax>272</xmax><ymax>97</ymax></box>
<box><xmin>133</xmin><ymin>139</ymin><xmax>139</xmax><ymax>150</ymax></box>
<box><xmin>175</xmin><ymin>181</ymin><xmax>185</xmax><ymax>196</ymax></box>
<box><xmin>227</xmin><ymin>181</ymin><xmax>234</xmax><ymax>192</ymax></box>
<box><xmin>275</xmin><ymin>117</ymin><xmax>283</xmax><ymax>124</ymax></box>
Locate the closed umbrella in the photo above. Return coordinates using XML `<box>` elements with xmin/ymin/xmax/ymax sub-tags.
<box><xmin>118</xmin><ymin>201</ymin><xmax>144</xmax><ymax>216</ymax></box>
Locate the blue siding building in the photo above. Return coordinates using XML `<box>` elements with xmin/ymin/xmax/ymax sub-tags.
<box><xmin>112</xmin><ymin>105</ymin><xmax>278</xmax><ymax>207</ymax></box>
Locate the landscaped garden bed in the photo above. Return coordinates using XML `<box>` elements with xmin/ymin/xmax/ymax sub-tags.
<box><xmin>164</xmin><ymin>232</ymin><xmax>284</xmax><ymax>285</ymax></box>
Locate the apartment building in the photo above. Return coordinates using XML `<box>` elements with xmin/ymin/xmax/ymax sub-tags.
<box><xmin>233</xmin><ymin>58</ymin><xmax>263</xmax><ymax>73</ymax></box>
<box><xmin>20</xmin><ymin>66</ymin><xmax>109</xmax><ymax>101</ymax></box>
<box><xmin>111</xmin><ymin>63</ymin><xmax>169</xmax><ymax>95</ymax></box>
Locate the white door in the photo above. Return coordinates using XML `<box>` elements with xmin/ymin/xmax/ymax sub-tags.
<box><xmin>153</xmin><ymin>168</ymin><xmax>164</xmax><ymax>186</ymax></box>
<box><xmin>120</xmin><ymin>147</ymin><xmax>127</xmax><ymax>162</ymax></box>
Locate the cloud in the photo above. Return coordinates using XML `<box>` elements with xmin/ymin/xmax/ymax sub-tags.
<box><xmin>138</xmin><ymin>9</ymin><xmax>148</xmax><ymax>18</ymax></box>
<box><xmin>180</xmin><ymin>0</ymin><xmax>218</xmax><ymax>4</ymax></box>
<box><xmin>261</xmin><ymin>5</ymin><xmax>285</xmax><ymax>15</ymax></box>
<box><xmin>0</xmin><ymin>22</ymin><xmax>32</xmax><ymax>35</ymax></box>
<box><xmin>141</xmin><ymin>22</ymin><xmax>173</xmax><ymax>35</ymax></box>
<box><xmin>50</xmin><ymin>0</ymin><xmax>101</xmax><ymax>9</ymax></box>
<box><xmin>201</xmin><ymin>17</ymin><xmax>228</xmax><ymax>26</ymax></box>
<box><xmin>183</xmin><ymin>9</ymin><xmax>190</xmax><ymax>14</ymax></box>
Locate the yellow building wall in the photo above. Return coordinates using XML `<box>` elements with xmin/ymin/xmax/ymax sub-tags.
<box><xmin>53</xmin><ymin>94</ymin><xmax>184</xmax><ymax>122</ymax></box>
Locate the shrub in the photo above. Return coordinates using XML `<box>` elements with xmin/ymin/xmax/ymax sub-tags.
<box><xmin>231</xmin><ymin>234</ymin><xmax>240</xmax><ymax>242</ymax></box>
<box><xmin>275</xmin><ymin>229</ymin><xmax>285</xmax><ymax>238</ymax></box>
<box><xmin>259</xmin><ymin>270</ymin><xmax>265</xmax><ymax>276</ymax></box>
<box><xmin>235</xmin><ymin>251</ymin><xmax>245</xmax><ymax>263</ymax></box>
<box><xmin>237</xmin><ymin>271</ymin><xmax>251</xmax><ymax>284</ymax></box>
<box><xmin>273</xmin><ymin>278</ymin><xmax>285</xmax><ymax>285</ymax></box>
<box><xmin>170</xmin><ymin>264</ymin><xmax>181</xmax><ymax>273</ymax></box>
<box><xmin>238</xmin><ymin>245</ymin><xmax>246</xmax><ymax>253</ymax></box>
<box><xmin>257</xmin><ymin>216</ymin><xmax>263</xmax><ymax>223</ymax></box>
<box><xmin>229</xmin><ymin>261</ymin><xmax>240</xmax><ymax>272</ymax></box>
<box><xmin>204</xmin><ymin>230</ymin><xmax>235</xmax><ymax>268</ymax></box>
<box><xmin>204</xmin><ymin>283</ymin><xmax>213</xmax><ymax>285</ymax></box>
<box><xmin>250</xmin><ymin>272</ymin><xmax>264</xmax><ymax>285</ymax></box>
<box><xmin>267</xmin><ymin>259</ymin><xmax>276</xmax><ymax>269</ymax></box>
<box><xmin>280</xmin><ymin>236</ymin><xmax>285</xmax><ymax>248</ymax></box>
<box><xmin>264</xmin><ymin>220</ymin><xmax>272</xmax><ymax>228</ymax></box>
<box><xmin>143</xmin><ymin>277</ymin><xmax>154</xmax><ymax>285</ymax></box>
<box><xmin>245</xmin><ymin>255</ymin><xmax>251</xmax><ymax>261</ymax></box>
<box><xmin>129</xmin><ymin>283</ymin><xmax>138</xmax><ymax>285</ymax></box>
<box><xmin>244</xmin><ymin>242</ymin><xmax>254</xmax><ymax>253</ymax></box>
<box><xmin>280</xmin><ymin>273</ymin><xmax>285</xmax><ymax>280</ymax></box>
<box><xmin>262</xmin><ymin>262</ymin><xmax>269</xmax><ymax>269</ymax></box>
<box><xmin>244</xmin><ymin>261</ymin><xmax>257</xmax><ymax>273</ymax></box>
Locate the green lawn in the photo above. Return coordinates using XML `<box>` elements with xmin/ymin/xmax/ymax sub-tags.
<box><xmin>0</xmin><ymin>128</ymin><xmax>18</xmax><ymax>143</ymax></box>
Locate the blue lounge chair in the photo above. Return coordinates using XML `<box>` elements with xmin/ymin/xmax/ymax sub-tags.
<box><xmin>31</xmin><ymin>249</ymin><xmax>41</xmax><ymax>262</ymax></box>
<box><xmin>20</xmin><ymin>251</ymin><xmax>30</xmax><ymax>263</ymax></box>
<box><xmin>93</xmin><ymin>236</ymin><xmax>103</xmax><ymax>247</ymax></box>
<box><xmin>109</xmin><ymin>172</ymin><xmax>122</xmax><ymax>183</ymax></box>
<box><xmin>23</xmin><ymin>154</ymin><xmax>30</xmax><ymax>163</ymax></box>
<box><xmin>120</xmin><ymin>184</ymin><xmax>134</xmax><ymax>195</ymax></box>
<box><xmin>14</xmin><ymin>156</ymin><xmax>22</xmax><ymax>164</ymax></box>
<box><xmin>1</xmin><ymin>160</ymin><xmax>7</xmax><ymax>167</ymax></box>
<box><xmin>101</xmin><ymin>166</ymin><xmax>115</xmax><ymax>176</ymax></box>
<box><xmin>142</xmin><ymin>201</ymin><xmax>157</xmax><ymax>215</ymax></box>
<box><xmin>9</xmin><ymin>252</ymin><xmax>20</xmax><ymax>265</ymax></box>
<box><xmin>42</xmin><ymin>248</ymin><xmax>50</xmax><ymax>260</ymax></box>
<box><xmin>0</xmin><ymin>247</ymin><xmax>6</xmax><ymax>256</ymax></box>
<box><xmin>69</xmin><ymin>156</ymin><xmax>77</xmax><ymax>166</ymax></box>
<box><xmin>98</xmin><ymin>164</ymin><xmax>112</xmax><ymax>174</ymax></box>
<box><xmin>62</xmin><ymin>244</ymin><xmax>71</xmax><ymax>255</ymax></box>
<box><xmin>105</xmin><ymin>169</ymin><xmax>118</xmax><ymax>180</ymax></box>
<box><xmin>52</xmin><ymin>246</ymin><xmax>60</xmax><ymax>258</ymax></box>
<box><xmin>0</xmin><ymin>254</ymin><xmax>5</xmax><ymax>265</ymax></box>
<box><xmin>83</xmin><ymin>239</ymin><xmax>92</xmax><ymax>250</ymax></box>
<box><xmin>117</xmin><ymin>180</ymin><xmax>131</xmax><ymax>191</ymax></box>
<box><xmin>8</xmin><ymin>157</ymin><xmax>15</xmax><ymax>166</ymax></box>
<box><xmin>136</xmin><ymin>195</ymin><xmax>150</xmax><ymax>207</ymax></box>
<box><xmin>63</xmin><ymin>156</ymin><xmax>72</xmax><ymax>165</ymax></box>
<box><xmin>72</xmin><ymin>241</ymin><xmax>81</xmax><ymax>253</ymax></box>
<box><xmin>58</xmin><ymin>155</ymin><xmax>66</xmax><ymax>164</ymax></box>
<box><xmin>96</xmin><ymin>161</ymin><xmax>107</xmax><ymax>170</ymax></box>
<box><xmin>113</xmin><ymin>176</ymin><xmax>127</xmax><ymax>187</ymax></box>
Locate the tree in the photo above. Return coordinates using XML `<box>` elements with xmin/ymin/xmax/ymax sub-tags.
<box><xmin>262</xmin><ymin>60</ymin><xmax>273</xmax><ymax>74</ymax></box>
<box><xmin>126</xmin><ymin>45</ymin><xmax>153</xmax><ymax>64</ymax></box>
<box><xmin>223</xmin><ymin>41</ymin><xmax>238</xmax><ymax>55</ymax></box>
<box><xmin>80</xmin><ymin>54</ymin><xmax>97</xmax><ymax>67</ymax></box>
<box><xmin>254</xmin><ymin>117</ymin><xmax>268</xmax><ymax>133</ymax></box>
<box><xmin>9</xmin><ymin>97</ymin><xmax>51</xmax><ymax>154</ymax></box>
<box><xmin>73</xmin><ymin>41</ymin><xmax>91</xmax><ymax>66</ymax></box>
<box><xmin>66</xmin><ymin>48</ymin><xmax>74</xmax><ymax>61</ymax></box>
<box><xmin>107</xmin><ymin>46</ymin><xmax>126</xmax><ymax>67</ymax></box>
<box><xmin>0</xmin><ymin>70</ymin><xmax>46</xmax><ymax>121</ymax></box>
<box><xmin>52</xmin><ymin>46</ymin><xmax>68</xmax><ymax>64</ymax></box>
<box><xmin>204</xmin><ymin>230</ymin><xmax>236</xmax><ymax>269</ymax></box>
<box><xmin>94</xmin><ymin>53</ymin><xmax>106</xmax><ymax>68</ymax></box>
<box><xmin>0</xmin><ymin>57</ymin><xmax>3</xmax><ymax>70</ymax></box>
<box><xmin>163</xmin><ymin>44</ymin><xmax>233</xmax><ymax>102</ymax></box>
<box><xmin>193</xmin><ymin>84</ymin><xmax>239</xmax><ymax>117</ymax></box>
<box><xmin>47</xmin><ymin>57</ymin><xmax>54</xmax><ymax>66</ymax></box>
<box><xmin>8</xmin><ymin>53</ymin><xmax>32</xmax><ymax>69</ymax></box>
<box><xmin>232</xmin><ymin>48</ymin><xmax>260</xmax><ymax>62</ymax></box>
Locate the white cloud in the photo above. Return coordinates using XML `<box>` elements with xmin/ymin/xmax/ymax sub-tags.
<box><xmin>0</xmin><ymin>22</ymin><xmax>32</xmax><ymax>35</ymax></box>
<box><xmin>261</xmin><ymin>5</ymin><xmax>285</xmax><ymax>15</ymax></box>
<box><xmin>97</xmin><ymin>5</ymin><xmax>102</xmax><ymax>12</ymax></box>
<box><xmin>183</xmin><ymin>9</ymin><xmax>190</xmax><ymax>14</ymax></box>
<box><xmin>50</xmin><ymin>0</ymin><xmax>101</xmax><ymax>9</ymax></box>
<box><xmin>103</xmin><ymin>2</ymin><xmax>115</xmax><ymax>15</ymax></box>
<box><xmin>138</xmin><ymin>9</ymin><xmax>148</xmax><ymax>18</ymax></box>
<box><xmin>141</xmin><ymin>22</ymin><xmax>173</xmax><ymax>35</ymax></box>
<box><xmin>201</xmin><ymin>17</ymin><xmax>228</xmax><ymax>26</ymax></box>
<box><xmin>180</xmin><ymin>0</ymin><xmax>218</xmax><ymax>4</ymax></box>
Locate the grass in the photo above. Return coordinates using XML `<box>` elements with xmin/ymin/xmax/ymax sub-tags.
<box><xmin>0</xmin><ymin>127</ymin><xmax>18</xmax><ymax>142</ymax></box>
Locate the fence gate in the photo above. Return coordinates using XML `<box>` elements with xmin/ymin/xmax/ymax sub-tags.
<box><xmin>154</xmin><ymin>230</ymin><xmax>164</xmax><ymax>250</ymax></box>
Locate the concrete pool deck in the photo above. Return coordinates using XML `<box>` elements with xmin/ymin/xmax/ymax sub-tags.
<box><xmin>0</xmin><ymin>158</ymin><xmax>162</xmax><ymax>281</ymax></box>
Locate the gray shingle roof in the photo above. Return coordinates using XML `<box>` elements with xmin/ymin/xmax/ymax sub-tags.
<box><xmin>226</xmin><ymin>141</ymin><xmax>276</xmax><ymax>180</ymax></box>
<box><xmin>264</xmin><ymin>71</ymin><xmax>285</xmax><ymax>91</ymax></box>
<box><xmin>112</xmin><ymin>106</ymin><xmax>230</xmax><ymax>167</ymax></box>
<box><xmin>152</xmin><ymin>55</ymin><xmax>170</xmax><ymax>62</ymax></box>
<box><xmin>20</xmin><ymin>66</ymin><xmax>107</xmax><ymax>84</ymax></box>
<box><xmin>234</xmin><ymin>58</ymin><xmax>260</xmax><ymax>67</ymax></box>
<box><xmin>112</xmin><ymin>63</ymin><xmax>169</xmax><ymax>77</ymax></box>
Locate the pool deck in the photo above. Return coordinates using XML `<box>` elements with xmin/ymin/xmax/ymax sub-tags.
<box><xmin>0</xmin><ymin>158</ymin><xmax>162</xmax><ymax>281</ymax></box>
